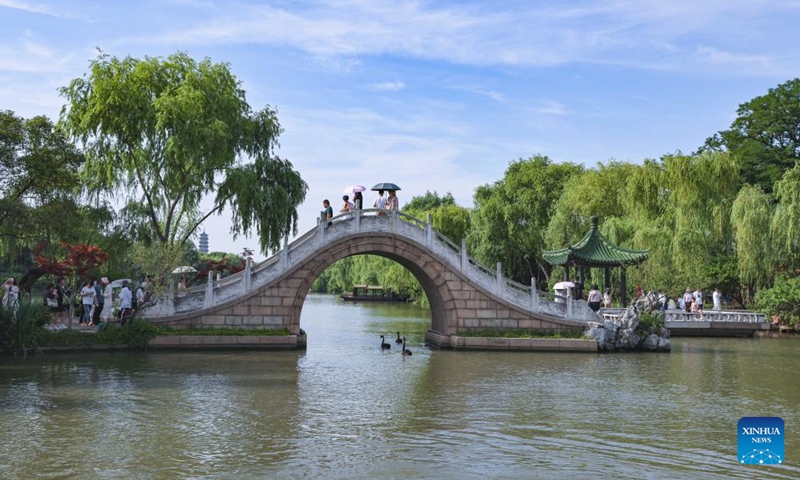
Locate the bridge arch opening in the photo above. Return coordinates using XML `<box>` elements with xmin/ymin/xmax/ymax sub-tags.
<box><xmin>288</xmin><ymin>233</ymin><xmax>457</xmax><ymax>335</ymax></box>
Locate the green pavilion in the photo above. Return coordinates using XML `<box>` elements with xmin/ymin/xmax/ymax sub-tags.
<box><xmin>542</xmin><ymin>216</ymin><xmax>648</xmax><ymax>307</ymax></box>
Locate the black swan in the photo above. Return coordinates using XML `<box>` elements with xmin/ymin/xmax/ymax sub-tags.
<box><xmin>380</xmin><ymin>335</ymin><xmax>391</xmax><ymax>350</ymax></box>
<box><xmin>395</xmin><ymin>331</ymin><xmax>403</xmax><ymax>344</ymax></box>
<box><xmin>402</xmin><ymin>337</ymin><xmax>413</xmax><ymax>356</ymax></box>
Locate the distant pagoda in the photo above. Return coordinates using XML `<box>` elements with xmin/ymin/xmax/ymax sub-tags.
<box><xmin>198</xmin><ymin>231</ymin><xmax>209</xmax><ymax>254</ymax></box>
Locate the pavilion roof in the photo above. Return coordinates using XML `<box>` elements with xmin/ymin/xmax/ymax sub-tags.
<box><xmin>542</xmin><ymin>216</ymin><xmax>648</xmax><ymax>268</ymax></box>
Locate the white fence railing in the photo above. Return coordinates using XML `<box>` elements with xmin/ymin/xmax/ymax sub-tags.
<box><xmin>141</xmin><ymin>209</ymin><xmax>599</xmax><ymax>322</ymax></box>
<box><xmin>601</xmin><ymin>308</ymin><xmax>766</xmax><ymax>324</ymax></box>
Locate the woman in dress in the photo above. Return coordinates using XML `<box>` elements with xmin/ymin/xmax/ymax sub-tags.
<box><xmin>100</xmin><ymin>279</ymin><xmax>114</xmax><ymax>324</ymax></box>
<box><xmin>603</xmin><ymin>288</ymin><xmax>612</xmax><ymax>308</ymax></box>
<box><xmin>2</xmin><ymin>277</ymin><xmax>19</xmax><ymax>310</ymax></box>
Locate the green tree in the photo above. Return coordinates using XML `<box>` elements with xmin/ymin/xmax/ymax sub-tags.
<box><xmin>469</xmin><ymin>155</ymin><xmax>583</xmax><ymax>284</ymax></box>
<box><xmin>0</xmin><ymin>110</ymin><xmax>83</xmax><ymax>242</ymax></box>
<box><xmin>731</xmin><ymin>184</ymin><xmax>774</xmax><ymax>293</ymax></box>
<box><xmin>771</xmin><ymin>165</ymin><xmax>800</xmax><ymax>271</ymax></box>
<box><xmin>402</xmin><ymin>191</ymin><xmax>471</xmax><ymax>244</ymax></box>
<box><xmin>703</xmin><ymin>78</ymin><xmax>800</xmax><ymax>193</ymax></box>
<box><xmin>59</xmin><ymin>51</ymin><xmax>307</xmax><ymax>254</ymax></box>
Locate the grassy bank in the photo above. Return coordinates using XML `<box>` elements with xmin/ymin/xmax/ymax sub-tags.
<box><xmin>10</xmin><ymin>320</ymin><xmax>293</xmax><ymax>353</ymax></box>
<box><xmin>457</xmin><ymin>328</ymin><xmax>585</xmax><ymax>339</ymax></box>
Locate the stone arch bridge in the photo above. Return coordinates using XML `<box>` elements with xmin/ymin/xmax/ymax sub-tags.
<box><xmin>141</xmin><ymin>209</ymin><xmax>600</xmax><ymax>347</ymax></box>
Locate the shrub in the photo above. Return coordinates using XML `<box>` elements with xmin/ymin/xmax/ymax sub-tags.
<box><xmin>755</xmin><ymin>275</ymin><xmax>800</xmax><ymax>326</ymax></box>
<box><xmin>636</xmin><ymin>311</ymin><xmax>665</xmax><ymax>335</ymax></box>
<box><xmin>0</xmin><ymin>300</ymin><xmax>51</xmax><ymax>356</ymax></box>
<box><xmin>457</xmin><ymin>328</ymin><xmax>584</xmax><ymax>339</ymax></box>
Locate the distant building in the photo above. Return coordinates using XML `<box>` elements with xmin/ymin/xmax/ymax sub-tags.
<box><xmin>198</xmin><ymin>231</ymin><xmax>209</xmax><ymax>254</ymax></box>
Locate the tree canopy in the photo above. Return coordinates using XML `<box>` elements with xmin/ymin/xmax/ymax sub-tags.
<box><xmin>704</xmin><ymin>78</ymin><xmax>800</xmax><ymax>193</ymax></box>
<box><xmin>469</xmin><ymin>155</ymin><xmax>583</xmax><ymax>284</ymax></box>
<box><xmin>0</xmin><ymin>111</ymin><xmax>83</xmax><ymax>241</ymax></box>
<box><xmin>59</xmin><ymin>51</ymin><xmax>307</xmax><ymax>254</ymax></box>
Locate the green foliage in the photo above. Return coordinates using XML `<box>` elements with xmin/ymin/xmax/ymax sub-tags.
<box><xmin>540</xmin><ymin>151</ymin><xmax>741</xmax><ymax>301</ymax></box>
<box><xmin>457</xmin><ymin>328</ymin><xmax>584</xmax><ymax>339</ymax></box>
<box><xmin>167</xmin><ymin>326</ymin><xmax>291</xmax><ymax>336</ymax></box>
<box><xmin>703</xmin><ymin>78</ymin><xmax>800</xmax><ymax>193</ymax></box>
<box><xmin>771</xmin><ymin>165</ymin><xmax>800</xmax><ymax>271</ymax></box>
<box><xmin>404</xmin><ymin>191</ymin><xmax>456</xmax><ymax>211</ymax></box>
<box><xmin>0</xmin><ymin>300</ymin><xmax>51</xmax><ymax>356</ymax></box>
<box><xmin>41</xmin><ymin>320</ymin><xmax>162</xmax><ymax>348</ymax></box>
<box><xmin>755</xmin><ymin>275</ymin><xmax>800</xmax><ymax>326</ymax></box>
<box><xmin>469</xmin><ymin>155</ymin><xmax>583</xmax><ymax>284</ymax></box>
<box><xmin>40</xmin><ymin>321</ymin><xmax>293</xmax><ymax>349</ymax></box>
<box><xmin>636</xmin><ymin>312</ymin><xmax>665</xmax><ymax>335</ymax></box>
<box><xmin>402</xmin><ymin>192</ymin><xmax>471</xmax><ymax>244</ymax></box>
<box><xmin>126</xmin><ymin>243</ymin><xmax>187</xmax><ymax>296</ymax></box>
<box><xmin>0</xmin><ymin>110</ymin><xmax>88</xmax><ymax>282</ymax></box>
<box><xmin>59</xmin><ymin>51</ymin><xmax>307</xmax><ymax>254</ymax></box>
<box><xmin>731</xmin><ymin>184</ymin><xmax>774</xmax><ymax>290</ymax></box>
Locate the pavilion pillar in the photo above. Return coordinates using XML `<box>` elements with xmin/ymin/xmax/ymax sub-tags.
<box><xmin>604</xmin><ymin>267</ymin><xmax>610</xmax><ymax>292</ymax></box>
<box><xmin>578</xmin><ymin>266</ymin><xmax>585</xmax><ymax>299</ymax></box>
<box><xmin>564</xmin><ymin>266</ymin><xmax>570</xmax><ymax>282</ymax></box>
<box><xmin>620</xmin><ymin>266</ymin><xmax>627</xmax><ymax>307</ymax></box>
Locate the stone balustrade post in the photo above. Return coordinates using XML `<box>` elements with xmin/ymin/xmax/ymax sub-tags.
<box><xmin>426</xmin><ymin>214</ymin><xmax>433</xmax><ymax>248</ymax></box>
<box><xmin>355</xmin><ymin>207</ymin><xmax>361</xmax><ymax>232</ymax></box>
<box><xmin>280</xmin><ymin>236</ymin><xmax>289</xmax><ymax>271</ymax></box>
<box><xmin>461</xmin><ymin>239</ymin><xmax>468</xmax><ymax>272</ymax></box>
<box><xmin>391</xmin><ymin>209</ymin><xmax>398</xmax><ymax>234</ymax></box>
<box><xmin>243</xmin><ymin>257</ymin><xmax>252</xmax><ymax>293</ymax></box>
<box><xmin>530</xmin><ymin>277</ymin><xmax>539</xmax><ymax>312</ymax></box>
<box><xmin>495</xmin><ymin>262</ymin><xmax>503</xmax><ymax>296</ymax></box>
<box><xmin>566</xmin><ymin>292</ymin><xmax>574</xmax><ymax>318</ymax></box>
<box><xmin>204</xmin><ymin>270</ymin><xmax>214</xmax><ymax>308</ymax></box>
<box><xmin>317</xmin><ymin>217</ymin><xmax>325</xmax><ymax>247</ymax></box>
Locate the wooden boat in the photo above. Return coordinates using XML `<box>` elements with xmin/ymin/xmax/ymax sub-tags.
<box><xmin>341</xmin><ymin>285</ymin><xmax>407</xmax><ymax>302</ymax></box>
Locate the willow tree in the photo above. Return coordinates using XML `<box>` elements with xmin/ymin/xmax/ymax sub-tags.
<box><xmin>661</xmin><ymin>152</ymin><xmax>740</xmax><ymax>282</ymax></box>
<box><xmin>59</xmin><ymin>52</ymin><xmax>307</xmax><ymax>254</ymax></box>
<box><xmin>469</xmin><ymin>155</ymin><xmax>583</xmax><ymax>284</ymax></box>
<box><xmin>731</xmin><ymin>184</ymin><xmax>774</xmax><ymax>293</ymax></box>
<box><xmin>772</xmin><ymin>165</ymin><xmax>800</xmax><ymax>271</ymax></box>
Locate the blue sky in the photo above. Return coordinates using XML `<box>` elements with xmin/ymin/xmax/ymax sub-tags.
<box><xmin>1</xmin><ymin>0</ymin><xmax>798</xmax><ymax>258</ymax></box>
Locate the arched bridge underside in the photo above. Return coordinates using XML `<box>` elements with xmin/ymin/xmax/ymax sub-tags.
<box><xmin>143</xmin><ymin>210</ymin><xmax>598</xmax><ymax>345</ymax></box>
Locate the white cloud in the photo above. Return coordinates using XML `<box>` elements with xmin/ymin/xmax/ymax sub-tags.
<box><xmin>370</xmin><ymin>81</ymin><xmax>405</xmax><ymax>91</ymax></box>
<box><xmin>0</xmin><ymin>0</ymin><xmax>87</xmax><ymax>19</ymax></box>
<box><xmin>532</xmin><ymin>100</ymin><xmax>569</xmax><ymax>116</ymax></box>
<box><xmin>129</xmin><ymin>0</ymin><xmax>800</xmax><ymax>75</ymax></box>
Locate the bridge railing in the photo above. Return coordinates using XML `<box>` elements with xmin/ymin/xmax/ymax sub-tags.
<box><xmin>665</xmin><ymin>310</ymin><xmax>766</xmax><ymax>323</ymax></box>
<box><xmin>600</xmin><ymin>308</ymin><xmax>767</xmax><ymax>324</ymax></box>
<box><xmin>141</xmin><ymin>208</ymin><xmax>598</xmax><ymax>322</ymax></box>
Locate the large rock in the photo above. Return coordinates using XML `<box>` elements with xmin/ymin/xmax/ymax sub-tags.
<box><xmin>586</xmin><ymin>291</ymin><xmax>671</xmax><ymax>352</ymax></box>
<box><xmin>584</xmin><ymin>322</ymin><xmax>606</xmax><ymax>349</ymax></box>
<box><xmin>643</xmin><ymin>333</ymin><xmax>659</xmax><ymax>351</ymax></box>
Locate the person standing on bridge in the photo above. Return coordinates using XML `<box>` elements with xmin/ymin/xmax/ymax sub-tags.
<box><xmin>341</xmin><ymin>195</ymin><xmax>354</xmax><ymax>220</ymax></box>
<box><xmin>322</xmin><ymin>199</ymin><xmax>333</xmax><ymax>226</ymax></box>
<box><xmin>385</xmin><ymin>190</ymin><xmax>399</xmax><ymax>211</ymax></box>
<box><xmin>353</xmin><ymin>191</ymin><xmax>363</xmax><ymax>210</ymax></box>
<box><xmin>712</xmin><ymin>287</ymin><xmax>722</xmax><ymax>311</ymax></box>
<box><xmin>373</xmin><ymin>189</ymin><xmax>387</xmax><ymax>213</ymax></box>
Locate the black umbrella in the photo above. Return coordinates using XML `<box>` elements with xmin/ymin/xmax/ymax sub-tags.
<box><xmin>371</xmin><ymin>182</ymin><xmax>401</xmax><ymax>191</ymax></box>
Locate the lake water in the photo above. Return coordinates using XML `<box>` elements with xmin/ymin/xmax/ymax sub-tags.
<box><xmin>0</xmin><ymin>293</ymin><xmax>798</xmax><ymax>479</ymax></box>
